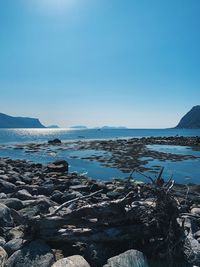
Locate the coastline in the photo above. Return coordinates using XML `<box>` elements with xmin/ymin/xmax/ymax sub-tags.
<box><xmin>0</xmin><ymin>136</ymin><xmax>199</xmax><ymax>182</ymax></box>
<box><xmin>0</xmin><ymin>156</ymin><xmax>200</xmax><ymax>266</ymax></box>
<box><xmin>0</xmin><ymin>136</ymin><xmax>200</xmax><ymax>266</ymax></box>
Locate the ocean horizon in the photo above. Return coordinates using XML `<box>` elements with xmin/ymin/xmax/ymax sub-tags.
<box><xmin>0</xmin><ymin>128</ymin><xmax>200</xmax><ymax>144</ymax></box>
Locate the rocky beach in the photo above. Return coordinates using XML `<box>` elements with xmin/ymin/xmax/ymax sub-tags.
<box><xmin>0</xmin><ymin>136</ymin><xmax>200</xmax><ymax>266</ymax></box>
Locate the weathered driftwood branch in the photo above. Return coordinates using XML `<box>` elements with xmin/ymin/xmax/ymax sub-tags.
<box><xmin>48</xmin><ymin>189</ymin><xmax>103</xmax><ymax>216</ymax></box>
<box><xmin>38</xmin><ymin>224</ymin><xmax>147</xmax><ymax>243</ymax></box>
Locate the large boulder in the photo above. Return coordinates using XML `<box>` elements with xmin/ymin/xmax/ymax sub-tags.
<box><xmin>0</xmin><ymin>180</ymin><xmax>16</xmax><ymax>194</ymax></box>
<box><xmin>4</xmin><ymin>238</ymin><xmax>24</xmax><ymax>256</ymax></box>
<box><xmin>103</xmin><ymin>250</ymin><xmax>149</xmax><ymax>267</ymax></box>
<box><xmin>0</xmin><ymin>246</ymin><xmax>7</xmax><ymax>267</ymax></box>
<box><xmin>0</xmin><ymin>204</ymin><xmax>13</xmax><ymax>227</ymax></box>
<box><xmin>48</xmin><ymin>139</ymin><xmax>62</xmax><ymax>145</ymax></box>
<box><xmin>0</xmin><ymin>198</ymin><xmax>23</xmax><ymax>210</ymax></box>
<box><xmin>14</xmin><ymin>189</ymin><xmax>35</xmax><ymax>201</ymax></box>
<box><xmin>52</xmin><ymin>255</ymin><xmax>90</xmax><ymax>267</ymax></box>
<box><xmin>5</xmin><ymin>240</ymin><xmax>55</xmax><ymax>267</ymax></box>
<box><xmin>19</xmin><ymin>198</ymin><xmax>53</xmax><ymax>218</ymax></box>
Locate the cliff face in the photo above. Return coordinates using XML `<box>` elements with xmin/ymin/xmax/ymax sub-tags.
<box><xmin>0</xmin><ymin>113</ymin><xmax>45</xmax><ymax>128</ymax></box>
<box><xmin>176</xmin><ymin>106</ymin><xmax>200</xmax><ymax>129</ymax></box>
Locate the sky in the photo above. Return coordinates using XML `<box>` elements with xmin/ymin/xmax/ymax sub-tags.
<box><xmin>0</xmin><ymin>0</ymin><xmax>200</xmax><ymax>128</ymax></box>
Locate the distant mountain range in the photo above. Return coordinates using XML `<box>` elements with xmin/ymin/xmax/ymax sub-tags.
<box><xmin>70</xmin><ymin>126</ymin><xmax>88</xmax><ymax>129</ymax></box>
<box><xmin>0</xmin><ymin>113</ymin><xmax>45</xmax><ymax>128</ymax></box>
<box><xmin>1</xmin><ymin>107</ymin><xmax>200</xmax><ymax>129</ymax></box>
<box><xmin>100</xmin><ymin>126</ymin><xmax>127</xmax><ymax>129</ymax></box>
<box><xmin>175</xmin><ymin>106</ymin><xmax>200</xmax><ymax>129</ymax></box>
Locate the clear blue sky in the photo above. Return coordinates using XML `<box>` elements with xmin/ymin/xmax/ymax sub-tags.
<box><xmin>0</xmin><ymin>0</ymin><xmax>200</xmax><ymax>128</ymax></box>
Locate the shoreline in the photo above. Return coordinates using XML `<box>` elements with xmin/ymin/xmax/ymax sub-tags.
<box><xmin>0</xmin><ymin>156</ymin><xmax>200</xmax><ymax>266</ymax></box>
<box><xmin>0</xmin><ymin>136</ymin><xmax>199</xmax><ymax>182</ymax></box>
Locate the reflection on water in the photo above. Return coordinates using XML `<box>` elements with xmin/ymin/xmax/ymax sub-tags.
<box><xmin>0</xmin><ymin>147</ymin><xmax>126</xmax><ymax>181</ymax></box>
<box><xmin>143</xmin><ymin>145</ymin><xmax>200</xmax><ymax>183</ymax></box>
<box><xmin>147</xmin><ymin>144</ymin><xmax>200</xmax><ymax>157</ymax></box>
<box><xmin>0</xmin><ymin>143</ymin><xmax>200</xmax><ymax>183</ymax></box>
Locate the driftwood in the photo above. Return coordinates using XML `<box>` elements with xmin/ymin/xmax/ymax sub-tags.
<box><xmin>25</xmin><ymin>169</ymin><xmax>188</xmax><ymax>266</ymax></box>
<box><xmin>49</xmin><ymin>189</ymin><xmax>103</xmax><ymax>216</ymax></box>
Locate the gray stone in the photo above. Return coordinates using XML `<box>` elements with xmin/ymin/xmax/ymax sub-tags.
<box><xmin>5</xmin><ymin>240</ymin><xmax>55</xmax><ymax>267</ymax></box>
<box><xmin>0</xmin><ymin>180</ymin><xmax>16</xmax><ymax>194</ymax></box>
<box><xmin>7</xmin><ymin>226</ymin><xmax>24</xmax><ymax>240</ymax></box>
<box><xmin>191</xmin><ymin>208</ymin><xmax>200</xmax><ymax>216</ymax></box>
<box><xmin>0</xmin><ymin>204</ymin><xmax>13</xmax><ymax>227</ymax></box>
<box><xmin>0</xmin><ymin>246</ymin><xmax>7</xmax><ymax>267</ymax></box>
<box><xmin>184</xmin><ymin>234</ymin><xmax>200</xmax><ymax>266</ymax></box>
<box><xmin>0</xmin><ymin>198</ymin><xmax>23</xmax><ymax>210</ymax></box>
<box><xmin>0</xmin><ymin>193</ymin><xmax>7</xmax><ymax>199</ymax></box>
<box><xmin>103</xmin><ymin>250</ymin><xmax>149</xmax><ymax>267</ymax></box>
<box><xmin>194</xmin><ymin>230</ymin><xmax>200</xmax><ymax>239</ymax></box>
<box><xmin>14</xmin><ymin>189</ymin><xmax>34</xmax><ymax>200</ymax></box>
<box><xmin>52</xmin><ymin>255</ymin><xmax>90</xmax><ymax>267</ymax></box>
<box><xmin>4</xmin><ymin>238</ymin><xmax>24</xmax><ymax>256</ymax></box>
<box><xmin>0</xmin><ymin>238</ymin><xmax>6</xmax><ymax>247</ymax></box>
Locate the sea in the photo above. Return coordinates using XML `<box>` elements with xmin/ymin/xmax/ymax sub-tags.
<box><xmin>0</xmin><ymin>128</ymin><xmax>200</xmax><ymax>184</ymax></box>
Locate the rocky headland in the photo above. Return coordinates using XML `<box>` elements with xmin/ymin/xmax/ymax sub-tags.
<box><xmin>0</xmin><ymin>113</ymin><xmax>45</xmax><ymax>128</ymax></box>
<box><xmin>175</xmin><ymin>105</ymin><xmax>200</xmax><ymax>129</ymax></box>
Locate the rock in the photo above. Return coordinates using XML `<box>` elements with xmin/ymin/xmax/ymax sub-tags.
<box><xmin>47</xmin><ymin>160</ymin><xmax>68</xmax><ymax>173</ymax></box>
<box><xmin>194</xmin><ymin>230</ymin><xmax>200</xmax><ymax>239</ymax></box>
<box><xmin>52</xmin><ymin>255</ymin><xmax>90</xmax><ymax>267</ymax></box>
<box><xmin>5</xmin><ymin>240</ymin><xmax>55</xmax><ymax>267</ymax></box>
<box><xmin>14</xmin><ymin>189</ymin><xmax>35</xmax><ymax>201</ymax></box>
<box><xmin>4</xmin><ymin>238</ymin><xmax>24</xmax><ymax>256</ymax></box>
<box><xmin>7</xmin><ymin>226</ymin><xmax>25</xmax><ymax>240</ymax></box>
<box><xmin>0</xmin><ymin>246</ymin><xmax>8</xmax><ymax>267</ymax></box>
<box><xmin>103</xmin><ymin>250</ymin><xmax>149</xmax><ymax>267</ymax></box>
<box><xmin>48</xmin><ymin>139</ymin><xmax>62</xmax><ymax>145</ymax></box>
<box><xmin>61</xmin><ymin>191</ymin><xmax>83</xmax><ymax>203</ymax></box>
<box><xmin>50</xmin><ymin>190</ymin><xmax>63</xmax><ymax>204</ymax></box>
<box><xmin>0</xmin><ymin>193</ymin><xmax>7</xmax><ymax>199</ymax></box>
<box><xmin>10</xmin><ymin>209</ymin><xmax>25</xmax><ymax>225</ymax></box>
<box><xmin>0</xmin><ymin>204</ymin><xmax>13</xmax><ymax>227</ymax></box>
<box><xmin>184</xmin><ymin>234</ymin><xmax>200</xmax><ymax>266</ymax></box>
<box><xmin>0</xmin><ymin>179</ymin><xmax>16</xmax><ymax>194</ymax></box>
<box><xmin>191</xmin><ymin>208</ymin><xmax>200</xmax><ymax>216</ymax></box>
<box><xmin>0</xmin><ymin>175</ymin><xmax>9</xmax><ymax>181</ymax></box>
<box><xmin>0</xmin><ymin>198</ymin><xmax>23</xmax><ymax>210</ymax></box>
<box><xmin>0</xmin><ymin>238</ymin><xmax>6</xmax><ymax>247</ymax></box>
<box><xmin>19</xmin><ymin>198</ymin><xmax>53</xmax><ymax>218</ymax></box>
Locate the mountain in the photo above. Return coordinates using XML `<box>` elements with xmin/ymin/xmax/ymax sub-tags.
<box><xmin>0</xmin><ymin>113</ymin><xmax>45</xmax><ymax>128</ymax></box>
<box><xmin>175</xmin><ymin>106</ymin><xmax>200</xmax><ymax>129</ymax></box>
<box><xmin>101</xmin><ymin>126</ymin><xmax>128</xmax><ymax>129</ymax></box>
<box><xmin>70</xmin><ymin>126</ymin><xmax>88</xmax><ymax>129</ymax></box>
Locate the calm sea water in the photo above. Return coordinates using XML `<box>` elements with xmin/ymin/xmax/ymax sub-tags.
<box><xmin>0</xmin><ymin>128</ymin><xmax>199</xmax><ymax>183</ymax></box>
<box><xmin>0</xmin><ymin>128</ymin><xmax>200</xmax><ymax>144</ymax></box>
